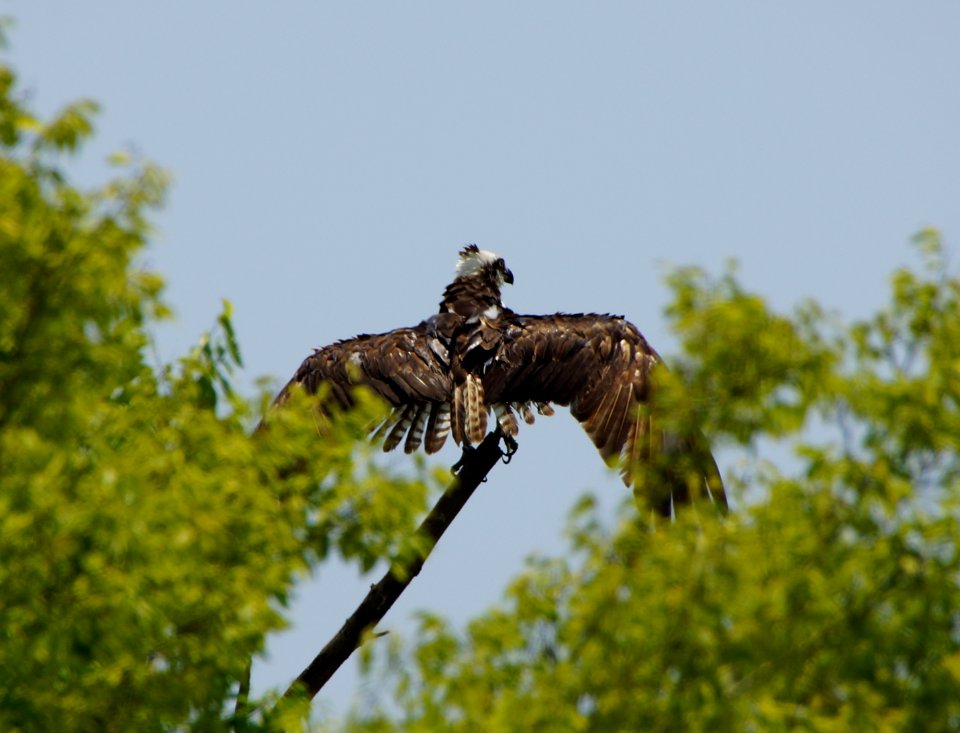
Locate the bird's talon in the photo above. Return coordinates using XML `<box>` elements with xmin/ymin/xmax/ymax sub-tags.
<box><xmin>500</xmin><ymin>434</ymin><xmax>519</xmax><ymax>464</ymax></box>
<box><xmin>451</xmin><ymin>445</ymin><xmax>476</xmax><ymax>476</ymax></box>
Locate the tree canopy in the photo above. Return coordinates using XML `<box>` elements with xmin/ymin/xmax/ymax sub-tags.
<box><xmin>0</xmin><ymin>54</ymin><xmax>436</xmax><ymax>732</ymax></box>
<box><xmin>3</xmin><ymin>40</ymin><xmax>960</xmax><ymax>733</ymax></box>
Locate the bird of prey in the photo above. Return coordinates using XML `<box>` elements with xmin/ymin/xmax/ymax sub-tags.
<box><xmin>273</xmin><ymin>245</ymin><xmax>725</xmax><ymax>515</ymax></box>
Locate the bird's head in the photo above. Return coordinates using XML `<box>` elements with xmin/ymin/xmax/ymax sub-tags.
<box><xmin>455</xmin><ymin>244</ymin><xmax>514</xmax><ymax>287</ymax></box>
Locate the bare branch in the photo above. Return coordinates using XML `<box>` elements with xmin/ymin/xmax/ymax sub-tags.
<box><xmin>282</xmin><ymin>431</ymin><xmax>506</xmax><ymax>702</ymax></box>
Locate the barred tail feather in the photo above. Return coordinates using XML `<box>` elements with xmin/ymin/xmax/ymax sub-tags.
<box><xmin>452</xmin><ymin>384</ymin><xmax>466</xmax><ymax>445</ymax></box>
<box><xmin>465</xmin><ymin>374</ymin><xmax>487</xmax><ymax>444</ymax></box>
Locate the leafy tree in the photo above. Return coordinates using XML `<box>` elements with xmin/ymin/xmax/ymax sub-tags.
<box><xmin>342</xmin><ymin>232</ymin><xmax>960</xmax><ymax>733</ymax></box>
<box><xmin>0</xmin><ymin>51</ymin><xmax>436</xmax><ymax>732</ymax></box>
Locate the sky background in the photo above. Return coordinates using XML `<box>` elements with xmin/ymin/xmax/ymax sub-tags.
<box><xmin>7</xmin><ymin>1</ymin><xmax>960</xmax><ymax>718</ymax></box>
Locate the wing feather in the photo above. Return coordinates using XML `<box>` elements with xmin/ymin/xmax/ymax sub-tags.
<box><xmin>403</xmin><ymin>403</ymin><xmax>429</xmax><ymax>454</ymax></box>
<box><xmin>272</xmin><ymin>324</ymin><xmax>455</xmax><ymax>455</ymax></box>
<box><xmin>384</xmin><ymin>404</ymin><xmax>416</xmax><ymax>452</ymax></box>
<box><xmin>424</xmin><ymin>402</ymin><xmax>451</xmax><ymax>454</ymax></box>
<box><xmin>276</xmin><ymin>325</ymin><xmax>452</xmax><ymax>409</ymax></box>
<box><xmin>484</xmin><ymin>313</ymin><xmax>726</xmax><ymax>514</ymax></box>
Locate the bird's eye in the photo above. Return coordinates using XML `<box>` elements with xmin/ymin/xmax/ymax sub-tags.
<box><xmin>496</xmin><ymin>258</ymin><xmax>505</xmax><ymax>269</ymax></box>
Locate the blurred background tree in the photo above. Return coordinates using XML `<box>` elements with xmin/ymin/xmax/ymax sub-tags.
<box><xmin>341</xmin><ymin>232</ymin><xmax>960</xmax><ymax>733</ymax></box>
<box><xmin>0</xmin><ymin>51</ymin><xmax>435</xmax><ymax>732</ymax></box>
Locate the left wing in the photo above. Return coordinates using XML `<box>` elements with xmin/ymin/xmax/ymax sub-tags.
<box><xmin>482</xmin><ymin>313</ymin><xmax>726</xmax><ymax>513</ymax></box>
<box><xmin>273</xmin><ymin>323</ymin><xmax>455</xmax><ymax>454</ymax></box>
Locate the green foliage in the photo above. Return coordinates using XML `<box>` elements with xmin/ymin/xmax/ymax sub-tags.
<box><xmin>663</xmin><ymin>261</ymin><xmax>836</xmax><ymax>443</ymax></box>
<box><xmin>0</xmin><ymin>60</ymin><xmax>435</xmax><ymax>732</ymax></box>
<box><xmin>343</xmin><ymin>234</ymin><xmax>960</xmax><ymax>732</ymax></box>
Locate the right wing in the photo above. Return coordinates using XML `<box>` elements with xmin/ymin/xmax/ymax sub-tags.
<box><xmin>273</xmin><ymin>324</ymin><xmax>455</xmax><ymax>454</ymax></box>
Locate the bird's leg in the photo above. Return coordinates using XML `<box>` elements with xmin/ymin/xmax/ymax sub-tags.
<box><xmin>498</xmin><ymin>427</ymin><xmax>518</xmax><ymax>464</ymax></box>
<box><xmin>451</xmin><ymin>428</ymin><xmax>518</xmax><ymax>475</ymax></box>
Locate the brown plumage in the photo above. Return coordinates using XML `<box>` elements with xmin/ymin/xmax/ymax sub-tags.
<box><xmin>270</xmin><ymin>245</ymin><xmax>726</xmax><ymax>515</ymax></box>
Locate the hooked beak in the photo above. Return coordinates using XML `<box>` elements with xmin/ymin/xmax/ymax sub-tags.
<box><xmin>503</xmin><ymin>269</ymin><xmax>514</xmax><ymax>285</ymax></box>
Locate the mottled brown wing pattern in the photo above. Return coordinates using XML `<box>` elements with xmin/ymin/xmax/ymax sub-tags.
<box><xmin>483</xmin><ymin>313</ymin><xmax>726</xmax><ymax>513</ymax></box>
<box><xmin>275</xmin><ymin>325</ymin><xmax>455</xmax><ymax>454</ymax></box>
<box><xmin>482</xmin><ymin>313</ymin><xmax>655</xmax><ymax>454</ymax></box>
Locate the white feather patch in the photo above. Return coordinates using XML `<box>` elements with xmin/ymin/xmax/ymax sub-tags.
<box><xmin>455</xmin><ymin>248</ymin><xmax>500</xmax><ymax>278</ymax></box>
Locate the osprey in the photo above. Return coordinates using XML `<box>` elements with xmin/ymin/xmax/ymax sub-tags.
<box><xmin>274</xmin><ymin>245</ymin><xmax>725</xmax><ymax>515</ymax></box>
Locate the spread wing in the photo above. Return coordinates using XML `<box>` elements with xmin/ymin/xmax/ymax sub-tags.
<box><xmin>274</xmin><ymin>324</ymin><xmax>456</xmax><ymax>454</ymax></box>
<box><xmin>483</xmin><ymin>313</ymin><xmax>726</xmax><ymax>514</ymax></box>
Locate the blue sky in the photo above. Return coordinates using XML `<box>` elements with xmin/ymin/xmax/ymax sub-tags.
<box><xmin>7</xmin><ymin>1</ymin><xmax>960</xmax><ymax>716</ymax></box>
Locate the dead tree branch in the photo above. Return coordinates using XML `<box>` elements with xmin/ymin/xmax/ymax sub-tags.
<box><xmin>282</xmin><ymin>430</ymin><xmax>506</xmax><ymax>701</ymax></box>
